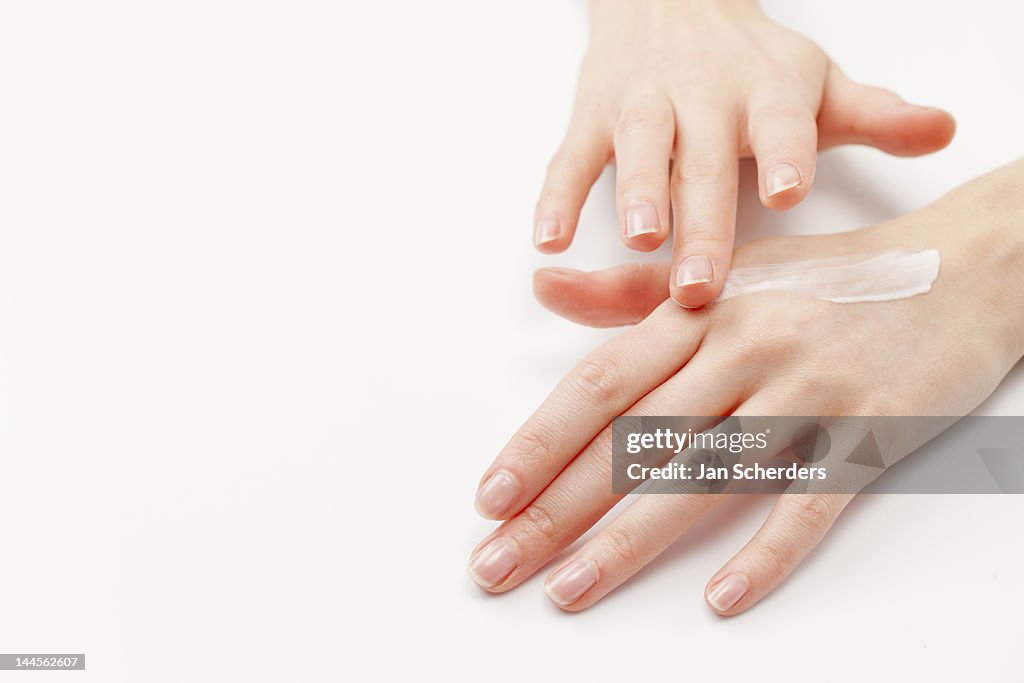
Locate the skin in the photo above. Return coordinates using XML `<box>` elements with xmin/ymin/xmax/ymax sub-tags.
<box><xmin>478</xmin><ymin>160</ymin><xmax>1024</xmax><ymax>615</ymax></box>
<box><xmin>534</xmin><ymin>0</ymin><xmax>956</xmax><ymax>308</ymax></box>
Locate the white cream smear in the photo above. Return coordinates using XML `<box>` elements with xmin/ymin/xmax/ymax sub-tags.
<box><xmin>719</xmin><ymin>249</ymin><xmax>941</xmax><ymax>304</ymax></box>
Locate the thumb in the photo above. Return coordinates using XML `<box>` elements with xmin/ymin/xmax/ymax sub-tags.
<box><xmin>818</xmin><ymin>63</ymin><xmax>956</xmax><ymax>156</ymax></box>
<box><xmin>533</xmin><ymin>263</ymin><xmax>672</xmax><ymax>328</ymax></box>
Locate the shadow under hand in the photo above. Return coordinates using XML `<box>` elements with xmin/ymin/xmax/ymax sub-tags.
<box><xmin>734</xmin><ymin>151</ymin><xmax>916</xmax><ymax>246</ymax></box>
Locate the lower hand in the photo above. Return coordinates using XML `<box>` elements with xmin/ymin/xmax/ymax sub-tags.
<box><xmin>478</xmin><ymin>161</ymin><xmax>1024</xmax><ymax>614</ymax></box>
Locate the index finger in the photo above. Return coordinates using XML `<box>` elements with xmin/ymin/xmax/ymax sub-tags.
<box><xmin>474</xmin><ymin>303</ymin><xmax>706</xmax><ymax>520</ymax></box>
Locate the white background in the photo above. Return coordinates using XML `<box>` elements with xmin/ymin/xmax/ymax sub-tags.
<box><xmin>0</xmin><ymin>1</ymin><xmax>1021</xmax><ymax>681</ymax></box>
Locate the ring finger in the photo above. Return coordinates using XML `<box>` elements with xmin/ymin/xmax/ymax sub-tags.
<box><xmin>613</xmin><ymin>93</ymin><xmax>675</xmax><ymax>251</ymax></box>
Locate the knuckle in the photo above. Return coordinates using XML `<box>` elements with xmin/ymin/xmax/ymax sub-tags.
<box><xmin>620</xmin><ymin>261</ymin><xmax>647</xmax><ymax>289</ymax></box>
<box><xmin>546</xmin><ymin>144</ymin><xmax>601</xmax><ymax>179</ymax></box>
<box><xmin>617</xmin><ymin>168</ymin><xmax>665</xmax><ymax>196</ymax></box>
<box><xmin>726</xmin><ymin>333</ymin><xmax>767</xmax><ymax>365</ymax></box>
<box><xmin>681</xmin><ymin>65</ymin><xmax>716</xmax><ymax>87</ymax></box>
<box><xmin>752</xmin><ymin>539</ymin><xmax>791</xmax><ymax>578</ymax></box>
<box><xmin>603</xmin><ymin>525</ymin><xmax>640</xmax><ymax>565</ymax></box>
<box><xmin>787</xmin><ymin>495</ymin><xmax>835</xmax><ymax>535</ymax></box>
<box><xmin>535</xmin><ymin>189</ymin><xmax>571</xmax><ymax>215</ymax></box>
<box><xmin>570</xmin><ymin>95</ymin><xmax>608</xmax><ymax>125</ymax></box>
<box><xmin>751</xmin><ymin>101</ymin><xmax>816</xmax><ymax>127</ymax></box>
<box><xmin>510</xmin><ymin>424</ymin><xmax>555</xmax><ymax>469</ymax></box>
<box><xmin>677</xmin><ymin>218</ymin><xmax>731</xmax><ymax>245</ymax></box>
<box><xmin>570</xmin><ymin>353</ymin><xmax>625</xmax><ymax>404</ymax></box>
<box><xmin>854</xmin><ymin>394</ymin><xmax>900</xmax><ymax>418</ymax></box>
<box><xmin>789</xmin><ymin>369</ymin><xmax>836</xmax><ymax>403</ymax></box>
<box><xmin>735</xmin><ymin>304</ymin><xmax>807</xmax><ymax>350</ymax></box>
<box><xmin>614</xmin><ymin>107</ymin><xmax>671</xmax><ymax>139</ymax></box>
<box><xmin>673</xmin><ymin>154</ymin><xmax>726</xmax><ymax>186</ymax></box>
<box><xmin>763</xmin><ymin>323</ymin><xmax>803</xmax><ymax>351</ymax></box>
<box><xmin>677</xmin><ymin>491</ymin><xmax>717</xmax><ymax>515</ymax></box>
<box><xmin>518</xmin><ymin>499</ymin><xmax>561</xmax><ymax>545</ymax></box>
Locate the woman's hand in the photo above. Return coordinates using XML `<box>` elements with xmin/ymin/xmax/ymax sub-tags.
<box><xmin>535</xmin><ymin>0</ymin><xmax>956</xmax><ymax>308</ymax></box>
<box><xmin>478</xmin><ymin>161</ymin><xmax>1024</xmax><ymax>615</ymax></box>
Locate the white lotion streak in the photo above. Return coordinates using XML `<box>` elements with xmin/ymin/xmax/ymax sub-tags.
<box><xmin>720</xmin><ymin>250</ymin><xmax>941</xmax><ymax>304</ymax></box>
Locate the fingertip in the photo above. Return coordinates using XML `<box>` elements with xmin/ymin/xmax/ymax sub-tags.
<box><xmin>544</xmin><ymin>558</ymin><xmax>599</xmax><ymax>610</ymax></box>
<box><xmin>865</xmin><ymin>103</ymin><xmax>958</xmax><ymax>157</ymax></box>
<box><xmin>671</xmin><ymin>254</ymin><xmax>722</xmax><ymax>309</ymax></box>
<box><xmin>534</xmin><ymin>216</ymin><xmax>574</xmax><ymax>253</ymax></box>
<box><xmin>535</xmin><ymin>239</ymin><xmax>572</xmax><ymax>255</ymax></box>
<box><xmin>466</xmin><ymin>538</ymin><xmax>520</xmax><ymax>593</ymax></box>
<box><xmin>533</xmin><ymin>267</ymin><xmax>602</xmax><ymax>325</ymax></box>
<box><xmin>760</xmin><ymin>161</ymin><xmax>812</xmax><ymax>211</ymax></box>
<box><xmin>548</xmin><ymin>598</ymin><xmax>588</xmax><ymax>613</ymax></box>
<box><xmin>621</xmin><ymin>200</ymin><xmax>669</xmax><ymax>252</ymax></box>
<box><xmin>532</xmin><ymin>265</ymin><xmax>581</xmax><ymax>298</ymax></box>
<box><xmin>623</xmin><ymin>229</ymin><xmax>669</xmax><ymax>252</ymax></box>
<box><xmin>915</xmin><ymin>106</ymin><xmax>957</xmax><ymax>152</ymax></box>
<box><xmin>670</xmin><ymin>283</ymin><xmax>718</xmax><ymax>309</ymax></box>
<box><xmin>474</xmin><ymin>468</ymin><xmax>521</xmax><ymax>520</ymax></box>
<box><xmin>534</xmin><ymin>263</ymin><xmax>671</xmax><ymax>327</ymax></box>
<box><xmin>887</xmin><ymin>104</ymin><xmax>957</xmax><ymax>156</ymax></box>
<box><xmin>535</xmin><ymin>243</ymin><xmax>568</xmax><ymax>255</ymax></box>
<box><xmin>704</xmin><ymin>572</ymin><xmax>751</xmax><ymax>617</ymax></box>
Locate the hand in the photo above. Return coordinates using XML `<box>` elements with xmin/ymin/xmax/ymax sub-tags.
<box><xmin>477</xmin><ymin>161</ymin><xmax>1024</xmax><ymax>614</ymax></box>
<box><xmin>534</xmin><ymin>0</ymin><xmax>956</xmax><ymax>308</ymax></box>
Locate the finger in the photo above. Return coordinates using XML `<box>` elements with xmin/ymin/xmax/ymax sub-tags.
<box><xmin>534</xmin><ymin>110</ymin><xmax>611</xmax><ymax>253</ymax></box>
<box><xmin>746</xmin><ymin>91</ymin><xmax>818</xmax><ymax>210</ymax></box>
<box><xmin>468</xmin><ymin>345</ymin><xmax>747</xmax><ymax>593</ymax></box>
<box><xmin>817</xmin><ymin>63</ymin><xmax>956</xmax><ymax>156</ymax></box>
<box><xmin>532</xmin><ymin>263</ymin><xmax>672</xmax><ymax>328</ymax></box>
<box><xmin>613</xmin><ymin>95</ymin><xmax>674</xmax><ymax>251</ymax></box>
<box><xmin>541</xmin><ymin>398</ymin><xmax>795</xmax><ymax>610</ymax></box>
<box><xmin>473</xmin><ymin>301</ymin><xmax>706</xmax><ymax>521</ymax></box>
<box><xmin>544</xmin><ymin>492</ymin><xmax>719</xmax><ymax>608</ymax></box>
<box><xmin>669</xmin><ymin>107</ymin><xmax>739</xmax><ymax>309</ymax></box>
<box><xmin>704</xmin><ymin>491</ymin><xmax>854</xmax><ymax>616</ymax></box>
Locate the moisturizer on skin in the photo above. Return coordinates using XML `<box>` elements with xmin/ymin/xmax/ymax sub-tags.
<box><xmin>719</xmin><ymin>250</ymin><xmax>941</xmax><ymax>304</ymax></box>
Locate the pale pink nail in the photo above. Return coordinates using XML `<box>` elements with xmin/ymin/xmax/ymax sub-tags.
<box><xmin>545</xmin><ymin>558</ymin><xmax>599</xmax><ymax>605</ymax></box>
<box><xmin>675</xmin><ymin>254</ymin><xmax>713</xmax><ymax>288</ymax></box>
<box><xmin>707</xmin><ymin>573</ymin><xmax>750</xmax><ymax>612</ymax></box>
<box><xmin>625</xmin><ymin>201</ymin><xmax>660</xmax><ymax>238</ymax></box>
<box><xmin>535</xmin><ymin>216</ymin><xmax>561</xmax><ymax>246</ymax></box>
<box><xmin>475</xmin><ymin>470</ymin><xmax>518</xmax><ymax>519</ymax></box>
<box><xmin>765</xmin><ymin>162</ymin><xmax>802</xmax><ymax>197</ymax></box>
<box><xmin>468</xmin><ymin>539</ymin><xmax>518</xmax><ymax>588</ymax></box>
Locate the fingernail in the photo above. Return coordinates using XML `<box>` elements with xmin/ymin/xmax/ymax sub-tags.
<box><xmin>765</xmin><ymin>162</ymin><xmax>802</xmax><ymax>197</ymax></box>
<box><xmin>675</xmin><ymin>254</ymin><xmax>713</xmax><ymax>288</ymax></box>
<box><xmin>468</xmin><ymin>539</ymin><xmax>518</xmax><ymax>588</ymax></box>
<box><xmin>535</xmin><ymin>216</ymin><xmax>560</xmax><ymax>246</ymax></box>
<box><xmin>707</xmin><ymin>573</ymin><xmax>750</xmax><ymax>612</ymax></box>
<box><xmin>545</xmin><ymin>558</ymin><xmax>599</xmax><ymax>605</ymax></box>
<box><xmin>475</xmin><ymin>470</ymin><xmax>518</xmax><ymax>519</ymax></box>
<box><xmin>625</xmin><ymin>201</ymin><xmax>660</xmax><ymax>238</ymax></box>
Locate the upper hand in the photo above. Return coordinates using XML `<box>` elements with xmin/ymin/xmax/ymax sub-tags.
<box><xmin>534</xmin><ymin>0</ymin><xmax>956</xmax><ymax>308</ymax></box>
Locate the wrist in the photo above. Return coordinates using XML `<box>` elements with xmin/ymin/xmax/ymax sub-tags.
<box><xmin>922</xmin><ymin>160</ymin><xmax>1024</xmax><ymax>364</ymax></box>
<box><xmin>866</xmin><ymin>161</ymin><xmax>1024</xmax><ymax>368</ymax></box>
